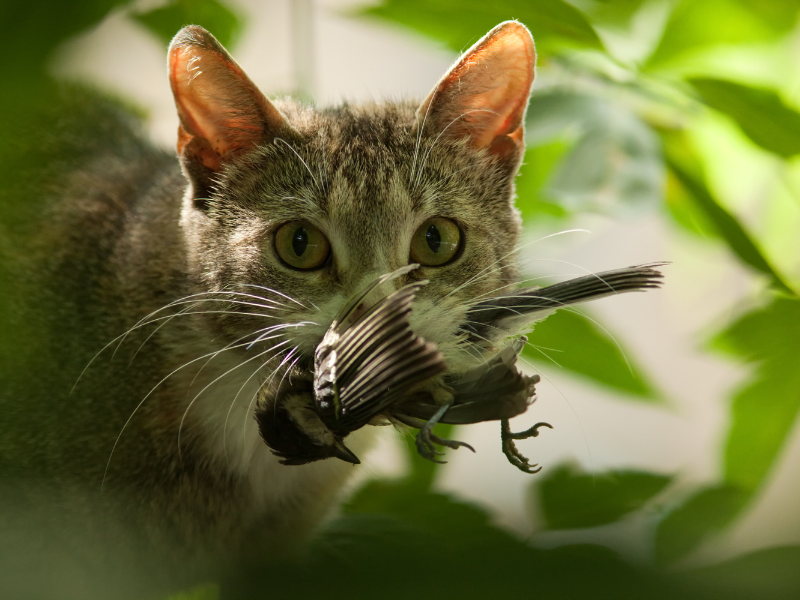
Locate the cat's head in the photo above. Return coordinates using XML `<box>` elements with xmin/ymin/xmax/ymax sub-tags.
<box><xmin>167</xmin><ymin>21</ymin><xmax>536</xmax><ymax>375</ymax></box>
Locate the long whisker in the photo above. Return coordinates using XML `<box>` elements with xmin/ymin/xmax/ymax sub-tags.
<box><xmin>274</xmin><ymin>137</ymin><xmax>320</xmax><ymax>191</ymax></box>
<box><xmin>128</xmin><ymin>302</ymin><xmax>287</xmax><ymax>366</ymax></box>
<box><xmin>236</xmin><ymin>283</ymin><xmax>310</xmax><ymax>310</ymax></box>
<box><xmin>241</xmin><ymin>348</ymin><xmax>301</xmax><ymax>460</ymax></box>
<box><xmin>246</xmin><ymin>321</ymin><xmax>318</xmax><ymax>349</ymax></box>
<box><xmin>178</xmin><ymin>338</ymin><xmax>298</xmax><ymax>463</ymax></box>
<box><xmin>115</xmin><ymin>292</ymin><xmax>288</xmax><ymax>359</ymax></box>
<box><xmin>443</xmin><ymin>229</ymin><xmax>590</xmax><ymax>301</ymax></box>
<box><xmin>73</xmin><ymin>300</ymin><xmax>285</xmax><ymax>394</ymax></box>
<box><xmin>410</xmin><ymin>78</ymin><xmax>439</xmax><ymax>186</ymax></box>
<box><xmin>514</xmin><ymin>351</ymin><xmax>594</xmax><ymax>474</ymax></box>
<box><xmin>222</xmin><ymin>339</ymin><xmax>294</xmax><ymax>463</ymax></box>
<box><xmin>188</xmin><ymin>325</ymin><xmax>297</xmax><ymax>389</ymax></box>
<box><xmin>101</xmin><ymin>332</ymin><xmax>288</xmax><ymax>490</ymax></box>
<box><xmin>415</xmin><ymin>108</ymin><xmax>499</xmax><ymax>189</ymax></box>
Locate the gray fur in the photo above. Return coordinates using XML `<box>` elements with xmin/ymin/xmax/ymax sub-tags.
<box><xmin>0</xmin><ymin>26</ymin><xmax>530</xmax><ymax>597</ymax></box>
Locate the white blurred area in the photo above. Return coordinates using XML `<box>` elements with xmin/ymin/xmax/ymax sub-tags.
<box><xmin>51</xmin><ymin>0</ymin><xmax>800</xmax><ymax>566</ymax></box>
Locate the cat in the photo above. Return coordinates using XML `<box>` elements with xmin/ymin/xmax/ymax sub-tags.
<box><xmin>0</xmin><ymin>18</ymin><xmax>659</xmax><ymax>597</ymax></box>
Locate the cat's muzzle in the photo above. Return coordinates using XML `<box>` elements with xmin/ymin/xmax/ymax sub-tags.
<box><xmin>255</xmin><ymin>262</ymin><xmax>665</xmax><ymax>472</ymax></box>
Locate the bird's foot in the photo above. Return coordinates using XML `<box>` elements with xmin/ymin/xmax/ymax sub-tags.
<box><xmin>395</xmin><ymin>405</ymin><xmax>475</xmax><ymax>463</ymax></box>
<box><xmin>501</xmin><ymin>418</ymin><xmax>552</xmax><ymax>474</ymax></box>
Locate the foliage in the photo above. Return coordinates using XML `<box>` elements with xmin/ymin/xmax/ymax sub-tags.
<box><xmin>360</xmin><ymin>0</ymin><xmax>800</xmax><ymax>578</ymax></box>
<box><xmin>522</xmin><ymin>308</ymin><xmax>658</xmax><ymax>399</ymax></box>
<box><xmin>132</xmin><ymin>0</ymin><xmax>241</xmax><ymax>48</ymax></box>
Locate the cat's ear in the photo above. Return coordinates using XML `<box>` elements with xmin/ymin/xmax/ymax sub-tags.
<box><xmin>168</xmin><ymin>26</ymin><xmax>293</xmax><ymax>194</ymax></box>
<box><xmin>417</xmin><ymin>21</ymin><xmax>535</xmax><ymax>168</ymax></box>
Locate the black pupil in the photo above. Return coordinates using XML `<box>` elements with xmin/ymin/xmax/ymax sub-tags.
<box><xmin>425</xmin><ymin>224</ymin><xmax>441</xmax><ymax>253</ymax></box>
<box><xmin>292</xmin><ymin>227</ymin><xmax>308</xmax><ymax>257</ymax></box>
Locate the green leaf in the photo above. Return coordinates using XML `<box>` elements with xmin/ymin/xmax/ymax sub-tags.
<box><xmin>132</xmin><ymin>0</ymin><xmax>242</xmax><ymax>48</ymax></box>
<box><xmin>0</xmin><ymin>0</ymin><xmax>130</xmax><ymax>84</ymax></box>
<box><xmin>663</xmin><ymin>167</ymin><xmax>719</xmax><ymax>238</ymax></box>
<box><xmin>536</xmin><ymin>463</ymin><xmax>673</xmax><ymax>530</ymax></box>
<box><xmin>713</xmin><ymin>297</ymin><xmax>800</xmax><ymax>492</ymax></box>
<box><xmin>360</xmin><ymin>0</ymin><xmax>603</xmax><ymax>57</ymax></box>
<box><xmin>515</xmin><ymin>142</ymin><xmax>572</xmax><ymax>222</ymax></box>
<box><xmin>689</xmin><ymin>78</ymin><xmax>800</xmax><ymax>159</ymax></box>
<box><xmin>164</xmin><ymin>584</ymin><xmax>219</xmax><ymax>600</ymax></box>
<box><xmin>526</xmin><ymin>91</ymin><xmax>664</xmax><ymax>214</ymax></box>
<box><xmin>580</xmin><ymin>0</ymin><xmax>649</xmax><ymax>30</ymax></box>
<box><xmin>645</xmin><ymin>0</ymin><xmax>797</xmax><ymax>70</ymax></box>
<box><xmin>343</xmin><ymin>479</ymin><xmax>528</xmax><ymax>558</ymax></box>
<box><xmin>661</xmin><ymin>131</ymin><xmax>794</xmax><ymax>295</ymax></box>
<box><xmin>684</xmin><ymin>545</ymin><xmax>800</xmax><ymax>600</ymax></box>
<box><xmin>655</xmin><ymin>484</ymin><xmax>752</xmax><ymax>565</ymax></box>
<box><xmin>523</xmin><ymin>308</ymin><xmax>658</xmax><ymax>400</ymax></box>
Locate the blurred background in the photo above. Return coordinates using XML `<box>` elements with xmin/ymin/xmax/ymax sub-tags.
<box><xmin>2</xmin><ymin>0</ymin><xmax>800</xmax><ymax>597</ymax></box>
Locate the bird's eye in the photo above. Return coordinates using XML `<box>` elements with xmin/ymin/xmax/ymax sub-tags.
<box><xmin>274</xmin><ymin>221</ymin><xmax>331</xmax><ymax>270</ymax></box>
<box><xmin>409</xmin><ymin>217</ymin><xmax>461</xmax><ymax>266</ymax></box>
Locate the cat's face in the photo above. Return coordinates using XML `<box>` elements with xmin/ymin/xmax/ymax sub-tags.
<box><xmin>170</xmin><ymin>22</ymin><xmax>535</xmax><ymax>374</ymax></box>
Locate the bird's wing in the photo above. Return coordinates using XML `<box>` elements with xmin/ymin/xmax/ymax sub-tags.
<box><xmin>463</xmin><ymin>262</ymin><xmax>666</xmax><ymax>342</ymax></box>
<box><xmin>315</xmin><ymin>279</ymin><xmax>446</xmax><ymax>434</ymax></box>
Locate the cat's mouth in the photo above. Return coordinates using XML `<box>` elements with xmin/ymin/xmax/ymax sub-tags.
<box><xmin>254</xmin><ymin>262</ymin><xmax>665</xmax><ymax>472</ymax></box>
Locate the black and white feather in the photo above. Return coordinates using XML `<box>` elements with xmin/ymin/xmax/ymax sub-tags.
<box><xmin>313</xmin><ymin>266</ymin><xmax>447</xmax><ymax>435</ymax></box>
<box><xmin>463</xmin><ymin>263</ymin><xmax>666</xmax><ymax>342</ymax></box>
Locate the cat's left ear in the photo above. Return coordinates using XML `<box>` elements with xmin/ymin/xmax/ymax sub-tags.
<box><xmin>417</xmin><ymin>21</ymin><xmax>535</xmax><ymax>169</ymax></box>
<box><xmin>168</xmin><ymin>26</ymin><xmax>295</xmax><ymax>198</ymax></box>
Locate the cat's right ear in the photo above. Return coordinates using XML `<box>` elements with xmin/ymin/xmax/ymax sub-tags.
<box><xmin>417</xmin><ymin>21</ymin><xmax>535</xmax><ymax>173</ymax></box>
<box><xmin>168</xmin><ymin>26</ymin><xmax>293</xmax><ymax>202</ymax></box>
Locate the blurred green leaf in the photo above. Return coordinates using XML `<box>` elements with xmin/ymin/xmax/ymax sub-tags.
<box><xmin>165</xmin><ymin>584</ymin><xmax>219</xmax><ymax>600</ymax></box>
<box><xmin>689</xmin><ymin>78</ymin><xmax>800</xmax><ymax>158</ymax></box>
<box><xmin>345</xmin><ymin>480</ymin><xmax>506</xmax><ymax>547</ymax></box>
<box><xmin>712</xmin><ymin>298</ymin><xmax>800</xmax><ymax>491</ymax></box>
<box><xmin>132</xmin><ymin>0</ymin><xmax>242</xmax><ymax>48</ymax></box>
<box><xmin>655</xmin><ymin>484</ymin><xmax>752</xmax><ymax>565</ymax></box>
<box><xmin>523</xmin><ymin>308</ymin><xmax>658</xmax><ymax>400</ymax></box>
<box><xmin>230</xmin><ymin>483</ymin><xmax>686</xmax><ymax>599</ymax></box>
<box><xmin>536</xmin><ymin>463</ymin><xmax>672</xmax><ymax>530</ymax></box>
<box><xmin>662</xmin><ymin>131</ymin><xmax>794</xmax><ymax>294</ymax></box>
<box><xmin>645</xmin><ymin>0</ymin><xmax>797</xmax><ymax>69</ymax></box>
<box><xmin>526</xmin><ymin>91</ymin><xmax>663</xmax><ymax>214</ymax></box>
<box><xmin>360</xmin><ymin>0</ymin><xmax>603</xmax><ymax>56</ymax></box>
<box><xmin>516</xmin><ymin>142</ymin><xmax>573</xmax><ymax>222</ymax></box>
<box><xmin>580</xmin><ymin>0</ymin><xmax>649</xmax><ymax>30</ymax></box>
<box><xmin>663</xmin><ymin>167</ymin><xmax>719</xmax><ymax>238</ymax></box>
<box><xmin>0</xmin><ymin>0</ymin><xmax>129</xmax><ymax>85</ymax></box>
<box><xmin>684</xmin><ymin>545</ymin><xmax>800</xmax><ymax>600</ymax></box>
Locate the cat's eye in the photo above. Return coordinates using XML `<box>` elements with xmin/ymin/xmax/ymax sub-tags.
<box><xmin>409</xmin><ymin>217</ymin><xmax>462</xmax><ymax>266</ymax></box>
<box><xmin>274</xmin><ymin>221</ymin><xmax>331</xmax><ymax>270</ymax></box>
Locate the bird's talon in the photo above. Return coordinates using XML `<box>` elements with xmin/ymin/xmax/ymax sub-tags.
<box><xmin>501</xmin><ymin>418</ymin><xmax>551</xmax><ymax>474</ymax></box>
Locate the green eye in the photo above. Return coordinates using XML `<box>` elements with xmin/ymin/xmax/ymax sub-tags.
<box><xmin>275</xmin><ymin>221</ymin><xmax>331</xmax><ymax>270</ymax></box>
<box><xmin>409</xmin><ymin>217</ymin><xmax>461</xmax><ymax>266</ymax></box>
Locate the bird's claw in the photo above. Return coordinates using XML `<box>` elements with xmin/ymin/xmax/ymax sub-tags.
<box><xmin>501</xmin><ymin>418</ymin><xmax>552</xmax><ymax>474</ymax></box>
<box><xmin>405</xmin><ymin>403</ymin><xmax>476</xmax><ymax>464</ymax></box>
<box><xmin>415</xmin><ymin>425</ymin><xmax>475</xmax><ymax>463</ymax></box>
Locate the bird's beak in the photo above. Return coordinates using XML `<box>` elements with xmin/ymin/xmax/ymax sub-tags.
<box><xmin>332</xmin><ymin>441</ymin><xmax>361</xmax><ymax>465</ymax></box>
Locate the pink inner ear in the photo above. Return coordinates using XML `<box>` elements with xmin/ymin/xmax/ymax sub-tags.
<box><xmin>421</xmin><ymin>21</ymin><xmax>536</xmax><ymax>155</ymax></box>
<box><xmin>168</xmin><ymin>28</ymin><xmax>282</xmax><ymax>171</ymax></box>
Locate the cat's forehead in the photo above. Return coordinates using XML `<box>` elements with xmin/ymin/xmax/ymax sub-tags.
<box><xmin>223</xmin><ymin>98</ymin><xmax>515</xmax><ymax>232</ymax></box>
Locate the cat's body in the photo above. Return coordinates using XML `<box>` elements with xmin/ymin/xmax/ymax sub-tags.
<box><xmin>0</xmin><ymin>22</ymin><xmax>535</xmax><ymax>595</ymax></box>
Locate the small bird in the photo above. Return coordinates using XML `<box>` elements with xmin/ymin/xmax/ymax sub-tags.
<box><xmin>256</xmin><ymin>263</ymin><xmax>665</xmax><ymax>472</ymax></box>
